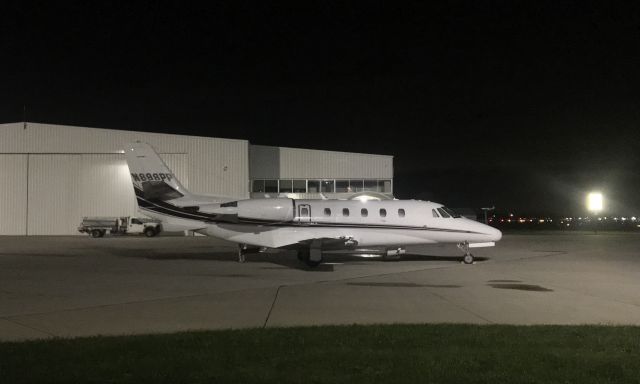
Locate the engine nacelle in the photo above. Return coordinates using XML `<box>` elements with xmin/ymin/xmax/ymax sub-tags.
<box><xmin>237</xmin><ymin>198</ymin><xmax>294</xmax><ymax>222</ymax></box>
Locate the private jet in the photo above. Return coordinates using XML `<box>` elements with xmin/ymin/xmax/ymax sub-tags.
<box><xmin>125</xmin><ymin>142</ymin><xmax>502</xmax><ymax>267</ymax></box>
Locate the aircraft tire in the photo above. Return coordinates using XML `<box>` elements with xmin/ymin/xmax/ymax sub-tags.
<box><xmin>463</xmin><ymin>254</ymin><xmax>474</xmax><ymax>264</ymax></box>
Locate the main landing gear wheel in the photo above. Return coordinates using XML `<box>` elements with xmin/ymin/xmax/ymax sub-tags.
<box><xmin>297</xmin><ymin>249</ymin><xmax>322</xmax><ymax>267</ymax></box>
<box><xmin>463</xmin><ymin>253</ymin><xmax>474</xmax><ymax>264</ymax></box>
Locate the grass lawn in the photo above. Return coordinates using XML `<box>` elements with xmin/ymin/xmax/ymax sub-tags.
<box><xmin>1</xmin><ymin>324</ymin><xmax>639</xmax><ymax>383</ymax></box>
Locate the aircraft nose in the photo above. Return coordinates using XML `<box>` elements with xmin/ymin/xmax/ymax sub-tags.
<box><xmin>489</xmin><ymin>226</ymin><xmax>502</xmax><ymax>242</ymax></box>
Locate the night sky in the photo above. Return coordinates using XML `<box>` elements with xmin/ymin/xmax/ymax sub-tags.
<box><xmin>2</xmin><ymin>1</ymin><xmax>640</xmax><ymax>215</ymax></box>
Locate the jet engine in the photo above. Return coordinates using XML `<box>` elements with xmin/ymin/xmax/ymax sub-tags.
<box><xmin>209</xmin><ymin>198</ymin><xmax>294</xmax><ymax>222</ymax></box>
<box><xmin>236</xmin><ymin>198</ymin><xmax>294</xmax><ymax>221</ymax></box>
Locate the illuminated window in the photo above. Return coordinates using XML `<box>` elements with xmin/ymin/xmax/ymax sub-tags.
<box><xmin>361</xmin><ymin>208</ymin><xmax>368</xmax><ymax>217</ymax></box>
<box><xmin>324</xmin><ymin>208</ymin><xmax>331</xmax><ymax>216</ymax></box>
<box><xmin>432</xmin><ymin>209</ymin><xmax>440</xmax><ymax>218</ymax></box>
<box><xmin>252</xmin><ymin>180</ymin><xmax>265</xmax><ymax>193</ymax></box>
<box><xmin>364</xmin><ymin>180</ymin><xmax>378</xmax><ymax>191</ymax></box>
<box><xmin>321</xmin><ymin>180</ymin><xmax>334</xmax><ymax>193</ymax></box>
<box><xmin>308</xmin><ymin>180</ymin><xmax>320</xmax><ymax>193</ymax></box>
<box><xmin>293</xmin><ymin>180</ymin><xmax>306</xmax><ymax>193</ymax></box>
<box><xmin>336</xmin><ymin>180</ymin><xmax>349</xmax><ymax>193</ymax></box>
<box><xmin>342</xmin><ymin>208</ymin><xmax>350</xmax><ymax>217</ymax></box>
<box><xmin>380</xmin><ymin>208</ymin><xmax>387</xmax><ymax>217</ymax></box>
<box><xmin>398</xmin><ymin>209</ymin><xmax>405</xmax><ymax>217</ymax></box>
<box><xmin>349</xmin><ymin>180</ymin><xmax>364</xmax><ymax>192</ymax></box>
<box><xmin>265</xmin><ymin>180</ymin><xmax>278</xmax><ymax>193</ymax></box>
<box><xmin>279</xmin><ymin>180</ymin><xmax>292</xmax><ymax>193</ymax></box>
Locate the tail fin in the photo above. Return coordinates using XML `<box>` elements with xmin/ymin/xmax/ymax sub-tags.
<box><xmin>124</xmin><ymin>142</ymin><xmax>193</xmax><ymax>202</ymax></box>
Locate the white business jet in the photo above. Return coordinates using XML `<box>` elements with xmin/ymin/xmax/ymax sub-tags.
<box><xmin>125</xmin><ymin>142</ymin><xmax>501</xmax><ymax>267</ymax></box>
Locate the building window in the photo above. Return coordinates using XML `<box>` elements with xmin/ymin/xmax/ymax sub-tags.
<box><xmin>364</xmin><ymin>180</ymin><xmax>379</xmax><ymax>192</ymax></box>
<box><xmin>279</xmin><ymin>180</ymin><xmax>293</xmax><ymax>193</ymax></box>
<box><xmin>308</xmin><ymin>180</ymin><xmax>320</xmax><ymax>193</ymax></box>
<box><xmin>380</xmin><ymin>180</ymin><xmax>392</xmax><ymax>193</ymax></box>
<box><xmin>349</xmin><ymin>180</ymin><xmax>364</xmax><ymax>192</ymax></box>
<box><xmin>252</xmin><ymin>180</ymin><xmax>265</xmax><ymax>193</ymax></box>
<box><xmin>342</xmin><ymin>208</ymin><xmax>350</xmax><ymax>217</ymax></box>
<box><xmin>265</xmin><ymin>180</ymin><xmax>278</xmax><ymax>193</ymax></box>
<box><xmin>398</xmin><ymin>208</ymin><xmax>405</xmax><ymax>217</ymax></box>
<box><xmin>293</xmin><ymin>180</ymin><xmax>306</xmax><ymax>193</ymax></box>
<box><xmin>321</xmin><ymin>180</ymin><xmax>335</xmax><ymax>193</ymax></box>
<box><xmin>336</xmin><ymin>180</ymin><xmax>349</xmax><ymax>193</ymax></box>
<box><xmin>432</xmin><ymin>209</ymin><xmax>440</xmax><ymax>218</ymax></box>
<box><xmin>324</xmin><ymin>208</ymin><xmax>331</xmax><ymax>216</ymax></box>
<box><xmin>361</xmin><ymin>208</ymin><xmax>368</xmax><ymax>217</ymax></box>
<box><xmin>380</xmin><ymin>208</ymin><xmax>387</xmax><ymax>217</ymax></box>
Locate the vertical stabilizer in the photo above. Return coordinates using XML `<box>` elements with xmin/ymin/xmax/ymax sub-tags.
<box><xmin>124</xmin><ymin>142</ymin><xmax>193</xmax><ymax>202</ymax></box>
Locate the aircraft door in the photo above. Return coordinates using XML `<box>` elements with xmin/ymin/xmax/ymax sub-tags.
<box><xmin>298</xmin><ymin>204</ymin><xmax>311</xmax><ymax>223</ymax></box>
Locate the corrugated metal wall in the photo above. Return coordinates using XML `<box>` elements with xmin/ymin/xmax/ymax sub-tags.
<box><xmin>0</xmin><ymin>122</ymin><xmax>248</xmax><ymax>198</ymax></box>
<box><xmin>278</xmin><ymin>147</ymin><xmax>393</xmax><ymax>179</ymax></box>
<box><xmin>0</xmin><ymin>155</ymin><xmax>28</xmax><ymax>235</ymax></box>
<box><xmin>0</xmin><ymin>122</ymin><xmax>247</xmax><ymax>235</ymax></box>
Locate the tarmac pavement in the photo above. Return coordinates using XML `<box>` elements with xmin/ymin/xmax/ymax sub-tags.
<box><xmin>1</xmin><ymin>231</ymin><xmax>639</xmax><ymax>341</ymax></box>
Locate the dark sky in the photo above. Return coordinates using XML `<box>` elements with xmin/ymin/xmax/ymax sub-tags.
<box><xmin>2</xmin><ymin>1</ymin><xmax>640</xmax><ymax>215</ymax></box>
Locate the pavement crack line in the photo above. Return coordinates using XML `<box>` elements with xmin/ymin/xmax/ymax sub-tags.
<box><xmin>263</xmin><ymin>285</ymin><xmax>285</xmax><ymax>328</ymax></box>
<box><xmin>1</xmin><ymin>317</ymin><xmax>57</xmax><ymax>338</ymax></box>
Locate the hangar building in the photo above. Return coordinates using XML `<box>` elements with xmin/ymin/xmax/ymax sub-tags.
<box><xmin>0</xmin><ymin>122</ymin><xmax>393</xmax><ymax>235</ymax></box>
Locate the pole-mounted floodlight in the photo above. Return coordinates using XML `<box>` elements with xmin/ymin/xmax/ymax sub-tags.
<box><xmin>587</xmin><ymin>192</ymin><xmax>603</xmax><ymax>234</ymax></box>
<box><xmin>587</xmin><ymin>192</ymin><xmax>603</xmax><ymax>213</ymax></box>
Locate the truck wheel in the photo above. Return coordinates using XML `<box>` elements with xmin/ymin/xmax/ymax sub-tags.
<box><xmin>91</xmin><ymin>229</ymin><xmax>101</xmax><ymax>238</ymax></box>
<box><xmin>144</xmin><ymin>227</ymin><xmax>156</xmax><ymax>237</ymax></box>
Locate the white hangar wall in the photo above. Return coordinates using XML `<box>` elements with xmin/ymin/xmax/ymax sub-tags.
<box><xmin>0</xmin><ymin>122</ymin><xmax>248</xmax><ymax>235</ymax></box>
<box><xmin>249</xmin><ymin>145</ymin><xmax>394</xmax><ymax>199</ymax></box>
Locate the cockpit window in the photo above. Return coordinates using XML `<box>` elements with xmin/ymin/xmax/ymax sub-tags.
<box><xmin>442</xmin><ymin>207</ymin><xmax>461</xmax><ymax>218</ymax></box>
<box><xmin>437</xmin><ymin>208</ymin><xmax>451</xmax><ymax>218</ymax></box>
<box><xmin>432</xmin><ymin>209</ymin><xmax>440</xmax><ymax>218</ymax></box>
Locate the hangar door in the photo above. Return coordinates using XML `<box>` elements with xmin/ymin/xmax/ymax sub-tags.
<box><xmin>0</xmin><ymin>155</ymin><xmax>28</xmax><ymax>235</ymax></box>
<box><xmin>27</xmin><ymin>153</ymin><xmax>187</xmax><ymax>235</ymax></box>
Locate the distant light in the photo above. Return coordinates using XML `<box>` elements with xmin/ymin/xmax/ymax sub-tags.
<box><xmin>632</xmin><ymin>217</ymin><xmax>637</xmax><ymax>221</ymax></box>
<box><xmin>587</xmin><ymin>192</ymin><xmax>603</xmax><ymax>212</ymax></box>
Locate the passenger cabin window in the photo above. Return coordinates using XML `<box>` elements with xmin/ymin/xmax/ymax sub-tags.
<box><xmin>432</xmin><ymin>209</ymin><xmax>440</xmax><ymax>218</ymax></box>
<box><xmin>324</xmin><ymin>208</ymin><xmax>331</xmax><ymax>216</ymax></box>
<box><xmin>361</xmin><ymin>208</ymin><xmax>368</xmax><ymax>217</ymax></box>
<box><xmin>437</xmin><ymin>208</ymin><xmax>451</xmax><ymax>218</ymax></box>
<box><xmin>342</xmin><ymin>208</ymin><xmax>350</xmax><ymax>217</ymax></box>
<box><xmin>398</xmin><ymin>209</ymin><xmax>405</xmax><ymax>217</ymax></box>
<box><xmin>300</xmin><ymin>207</ymin><xmax>309</xmax><ymax>216</ymax></box>
<box><xmin>380</xmin><ymin>208</ymin><xmax>387</xmax><ymax>217</ymax></box>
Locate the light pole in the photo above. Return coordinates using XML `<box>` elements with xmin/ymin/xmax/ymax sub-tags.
<box><xmin>587</xmin><ymin>192</ymin><xmax>603</xmax><ymax>234</ymax></box>
<box><xmin>481</xmin><ymin>206</ymin><xmax>495</xmax><ymax>224</ymax></box>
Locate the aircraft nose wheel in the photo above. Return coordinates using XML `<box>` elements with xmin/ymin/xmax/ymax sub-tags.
<box><xmin>458</xmin><ymin>241</ymin><xmax>475</xmax><ymax>265</ymax></box>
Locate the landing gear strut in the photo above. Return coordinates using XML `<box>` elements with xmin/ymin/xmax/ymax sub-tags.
<box><xmin>457</xmin><ymin>241</ymin><xmax>474</xmax><ymax>264</ymax></box>
<box><xmin>237</xmin><ymin>243</ymin><xmax>247</xmax><ymax>263</ymax></box>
